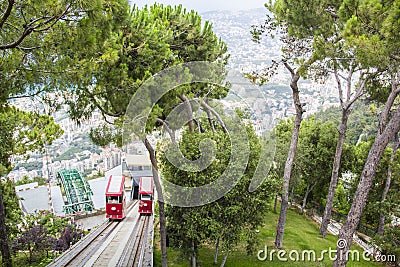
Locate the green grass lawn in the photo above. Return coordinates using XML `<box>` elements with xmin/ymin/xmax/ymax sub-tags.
<box><xmin>154</xmin><ymin>208</ymin><xmax>383</xmax><ymax>267</ymax></box>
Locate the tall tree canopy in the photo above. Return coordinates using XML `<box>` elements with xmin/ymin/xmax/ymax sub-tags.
<box><xmin>1</xmin><ymin>0</ymin><xmax>129</xmax><ymax>103</ymax></box>
<box><xmin>160</xmin><ymin>117</ymin><xmax>277</xmax><ymax>266</ymax></box>
<box><xmin>251</xmin><ymin>8</ymin><xmax>316</xmax><ymax>249</ymax></box>
<box><xmin>65</xmin><ymin>4</ymin><xmax>228</xmax><ymax>129</ymax></box>
<box><xmin>0</xmin><ymin>1</ymin><xmax>129</xmax><ymax>266</ymax></box>
<box><xmin>330</xmin><ymin>2</ymin><xmax>400</xmax><ymax>265</ymax></box>
<box><xmin>59</xmin><ymin>5</ymin><xmax>229</xmax><ymax>266</ymax></box>
<box><xmin>258</xmin><ymin>1</ymin><xmax>400</xmax><ymax>265</ymax></box>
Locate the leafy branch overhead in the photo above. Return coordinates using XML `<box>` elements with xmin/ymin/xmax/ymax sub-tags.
<box><xmin>0</xmin><ymin>1</ymin><xmax>129</xmax><ymax>266</ymax></box>
<box><xmin>72</xmin><ymin>4</ymin><xmax>229</xmax><ymax>146</ymax></box>
<box><xmin>0</xmin><ymin>106</ymin><xmax>63</xmax><ymax>176</ymax></box>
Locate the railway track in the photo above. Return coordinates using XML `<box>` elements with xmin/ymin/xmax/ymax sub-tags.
<box><xmin>47</xmin><ymin>200</ymin><xmax>152</xmax><ymax>267</ymax></box>
<box><xmin>117</xmin><ymin>215</ymin><xmax>150</xmax><ymax>267</ymax></box>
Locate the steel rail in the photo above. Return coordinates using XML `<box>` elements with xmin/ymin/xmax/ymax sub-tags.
<box><xmin>117</xmin><ymin>215</ymin><xmax>149</xmax><ymax>267</ymax></box>
<box><xmin>47</xmin><ymin>200</ymin><xmax>138</xmax><ymax>267</ymax></box>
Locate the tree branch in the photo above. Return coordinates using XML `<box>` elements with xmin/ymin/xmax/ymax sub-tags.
<box><xmin>0</xmin><ymin>27</ymin><xmax>33</xmax><ymax>50</ymax></box>
<box><xmin>156</xmin><ymin>118</ymin><xmax>176</xmax><ymax>143</ymax></box>
<box><xmin>200</xmin><ymin>101</ymin><xmax>228</xmax><ymax>133</ymax></box>
<box><xmin>205</xmin><ymin>108</ymin><xmax>216</xmax><ymax>134</ymax></box>
<box><xmin>33</xmin><ymin>5</ymin><xmax>72</xmax><ymax>33</ymax></box>
<box><xmin>283</xmin><ymin>61</ymin><xmax>295</xmax><ymax>77</ymax></box>
<box><xmin>334</xmin><ymin>68</ymin><xmax>344</xmax><ymax>108</ymax></box>
<box><xmin>78</xmin><ymin>88</ymin><xmax>125</xmax><ymax>118</ymax></box>
<box><xmin>6</xmin><ymin>88</ymin><xmax>46</xmax><ymax>100</ymax></box>
<box><xmin>193</xmin><ymin>118</ymin><xmax>203</xmax><ymax>133</ymax></box>
<box><xmin>179</xmin><ymin>94</ymin><xmax>195</xmax><ymax>133</ymax></box>
<box><xmin>379</xmin><ymin>71</ymin><xmax>400</xmax><ymax>134</ymax></box>
<box><xmin>345</xmin><ymin>66</ymin><xmax>354</xmax><ymax>103</ymax></box>
<box><xmin>346</xmin><ymin>79</ymin><xmax>365</xmax><ymax>109</ymax></box>
<box><xmin>0</xmin><ymin>4</ymin><xmax>72</xmax><ymax>50</ymax></box>
<box><xmin>0</xmin><ymin>0</ymin><xmax>14</xmax><ymax>30</ymax></box>
<box><xmin>17</xmin><ymin>46</ymin><xmax>42</xmax><ymax>51</ymax></box>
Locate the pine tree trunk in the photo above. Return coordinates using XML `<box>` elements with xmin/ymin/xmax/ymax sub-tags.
<box><xmin>302</xmin><ymin>184</ymin><xmax>311</xmax><ymax>213</ymax></box>
<box><xmin>377</xmin><ymin>135</ymin><xmax>399</xmax><ymax>235</ymax></box>
<box><xmin>180</xmin><ymin>94</ymin><xmax>195</xmax><ymax>133</ymax></box>
<box><xmin>214</xmin><ymin>237</ymin><xmax>220</xmax><ymax>265</ymax></box>
<box><xmin>158</xmin><ymin>200</ymin><xmax>168</xmax><ymax>267</ymax></box>
<box><xmin>191</xmin><ymin>255</ymin><xmax>196</xmax><ymax>267</ymax></box>
<box><xmin>275</xmin><ymin>63</ymin><xmax>302</xmax><ymax>249</ymax></box>
<box><xmin>144</xmin><ymin>138</ymin><xmax>168</xmax><ymax>267</ymax></box>
<box><xmin>191</xmin><ymin>240</ymin><xmax>197</xmax><ymax>267</ymax></box>
<box><xmin>320</xmin><ymin>111</ymin><xmax>350</xmax><ymax>237</ymax></box>
<box><xmin>206</xmin><ymin>109</ymin><xmax>216</xmax><ymax>134</ymax></box>
<box><xmin>0</xmin><ymin>194</ymin><xmax>12</xmax><ymax>267</ymax></box>
<box><xmin>377</xmin><ymin>213</ymin><xmax>386</xmax><ymax>237</ymax></box>
<box><xmin>333</xmin><ymin>107</ymin><xmax>400</xmax><ymax>267</ymax></box>
<box><xmin>289</xmin><ymin>185</ymin><xmax>294</xmax><ymax>208</ymax></box>
<box><xmin>220</xmin><ymin>253</ymin><xmax>228</xmax><ymax>267</ymax></box>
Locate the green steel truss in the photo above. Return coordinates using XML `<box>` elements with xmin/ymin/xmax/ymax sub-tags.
<box><xmin>56</xmin><ymin>169</ymin><xmax>94</xmax><ymax>214</ymax></box>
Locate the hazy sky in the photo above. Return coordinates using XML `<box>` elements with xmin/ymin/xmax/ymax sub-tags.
<box><xmin>131</xmin><ymin>0</ymin><xmax>267</xmax><ymax>12</ymax></box>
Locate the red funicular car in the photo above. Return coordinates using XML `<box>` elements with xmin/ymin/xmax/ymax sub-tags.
<box><xmin>105</xmin><ymin>175</ymin><xmax>126</xmax><ymax>220</ymax></box>
<box><xmin>138</xmin><ymin>176</ymin><xmax>153</xmax><ymax>215</ymax></box>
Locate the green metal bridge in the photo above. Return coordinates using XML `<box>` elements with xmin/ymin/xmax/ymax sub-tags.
<box><xmin>56</xmin><ymin>169</ymin><xmax>94</xmax><ymax>215</ymax></box>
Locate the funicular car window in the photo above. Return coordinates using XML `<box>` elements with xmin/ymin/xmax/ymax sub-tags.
<box><xmin>107</xmin><ymin>196</ymin><xmax>120</xmax><ymax>203</ymax></box>
<box><xmin>141</xmin><ymin>194</ymin><xmax>151</xmax><ymax>200</ymax></box>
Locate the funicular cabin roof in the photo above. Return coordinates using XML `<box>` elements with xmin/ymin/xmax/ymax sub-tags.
<box><xmin>106</xmin><ymin>175</ymin><xmax>125</xmax><ymax>196</ymax></box>
<box><xmin>125</xmin><ymin>154</ymin><xmax>151</xmax><ymax>167</ymax></box>
<box><xmin>139</xmin><ymin>176</ymin><xmax>153</xmax><ymax>195</ymax></box>
<box><xmin>131</xmin><ymin>170</ymin><xmax>153</xmax><ymax>187</ymax></box>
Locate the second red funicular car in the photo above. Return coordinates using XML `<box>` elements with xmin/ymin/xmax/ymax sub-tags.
<box><xmin>138</xmin><ymin>176</ymin><xmax>153</xmax><ymax>215</ymax></box>
<box><xmin>105</xmin><ymin>175</ymin><xmax>126</xmax><ymax>220</ymax></box>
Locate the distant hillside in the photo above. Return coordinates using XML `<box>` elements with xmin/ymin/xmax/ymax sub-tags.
<box><xmin>201</xmin><ymin>8</ymin><xmax>339</xmax><ymax>119</ymax></box>
<box><xmin>201</xmin><ymin>8</ymin><xmax>280</xmax><ymax>73</ymax></box>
